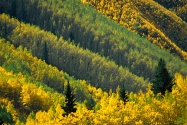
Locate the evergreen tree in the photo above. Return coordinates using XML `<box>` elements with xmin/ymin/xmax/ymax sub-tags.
<box><xmin>43</xmin><ymin>42</ymin><xmax>49</xmax><ymax>64</ymax></box>
<box><xmin>85</xmin><ymin>96</ymin><xmax>96</xmax><ymax>110</ymax></box>
<box><xmin>2</xmin><ymin>17</ymin><xmax>7</xmax><ymax>38</ymax></box>
<box><xmin>11</xmin><ymin>0</ymin><xmax>17</xmax><ymax>17</ymax></box>
<box><xmin>119</xmin><ymin>85</ymin><xmax>128</xmax><ymax>104</ymax></box>
<box><xmin>152</xmin><ymin>58</ymin><xmax>173</xmax><ymax>95</ymax></box>
<box><xmin>0</xmin><ymin>106</ymin><xmax>14</xmax><ymax>125</ymax></box>
<box><xmin>69</xmin><ymin>31</ymin><xmax>75</xmax><ymax>42</ymax></box>
<box><xmin>62</xmin><ymin>82</ymin><xmax>77</xmax><ymax>116</ymax></box>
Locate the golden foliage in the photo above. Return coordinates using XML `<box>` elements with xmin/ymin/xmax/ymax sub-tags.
<box><xmin>82</xmin><ymin>0</ymin><xmax>187</xmax><ymax>61</ymax></box>
<box><xmin>23</xmin><ymin>72</ymin><xmax>187</xmax><ymax>124</ymax></box>
<box><xmin>1</xmin><ymin>54</ymin><xmax>187</xmax><ymax>124</ymax></box>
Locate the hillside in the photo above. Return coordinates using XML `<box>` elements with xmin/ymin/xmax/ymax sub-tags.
<box><xmin>1</xmin><ymin>0</ymin><xmax>187</xmax><ymax>124</ymax></box>
<box><xmin>1</xmin><ymin>0</ymin><xmax>187</xmax><ymax>82</ymax></box>
<box><xmin>82</xmin><ymin>0</ymin><xmax>187</xmax><ymax>61</ymax></box>
<box><xmin>0</xmin><ymin>38</ymin><xmax>105</xmax><ymax>120</ymax></box>
<box><xmin>0</xmin><ymin>14</ymin><xmax>147</xmax><ymax>92</ymax></box>
<box><xmin>154</xmin><ymin>0</ymin><xmax>187</xmax><ymax>22</ymax></box>
<box><xmin>0</xmin><ymin>38</ymin><xmax>94</xmax><ymax>101</ymax></box>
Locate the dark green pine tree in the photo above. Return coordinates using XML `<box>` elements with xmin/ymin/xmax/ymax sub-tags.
<box><xmin>11</xmin><ymin>0</ymin><xmax>17</xmax><ymax>17</ymax></box>
<box><xmin>0</xmin><ymin>106</ymin><xmax>14</xmax><ymax>125</ymax></box>
<box><xmin>85</xmin><ymin>96</ymin><xmax>96</xmax><ymax>110</ymax></box>
<box><xmin>119</xmin><ymin>85</ymin><xmax>128</xmax><ymax>104</ymax></box>
<box><xmin>152</xmin><ymin>58</ymin><xmax>173</xmax><ymax>95</ymax></box>
<box><xmin>43</xmin><ymin>42</ymin><xmax>49</xmax><ymax>64</ymax></box>
<box><xmin>3</xmin><ymin>17</ymin><xmax>7</xmax><ymax>38</ymax></box>
<box><xmin>62</xmin><ymin>82</ymin><xmax>77</xmax><ymax>116</ymax></box>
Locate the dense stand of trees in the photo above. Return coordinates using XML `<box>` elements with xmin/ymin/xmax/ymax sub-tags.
<box><xmin>0</xmin><ymin>0</ymin><xmax>187</xmax><ymax>83</ymax></box>
<box><xmin>0</xmin><ymin>14</ymin><xmax>148</xmax><ymax>92</ymax></box>
<box><xmin>154</xmin><ymin>0</ymin><xmax>187</xmax><ymax>9</ymax></box>
<box><xmin>132</xmin><ymin>0</ymin><xmax>187</xmax><ymax>54</ymax></box>
<box><xmin>0</xmin><ymin>38</ymin><xmax>102</xmax><ymax>121</ymax></box>
<box><xmin>0</xmin><ymin>64</ymin><xmax>61</xmax><ymax>117</ymax></box>
<box><xmin>83</xmin><ymin>0</ymin><xmax>187</xmax><ymax>61</ymax></box>
<box><xmin>2</xmin><ymin>66</ymin><xmax>187</xmax><ymax>124</ymax></box>
<box><xmin>0</xmin><ymin>0</ymin><xmax>187</xmax><ymax>124</ymax></box>
<box><xmin>175</xmin><ymin>4</ymin><xmax>187</xmax><ymax>23</ymax></box>
<box><xmin>0</xmin><ymin>38</ymin><xmax>93</xmax><ymax>102</ymax></box>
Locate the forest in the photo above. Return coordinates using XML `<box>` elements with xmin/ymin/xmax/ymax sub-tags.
<box><xmin>0</xmin><ymin>0</ymin><xmax>187</xmax><ymax>124</ymax></box>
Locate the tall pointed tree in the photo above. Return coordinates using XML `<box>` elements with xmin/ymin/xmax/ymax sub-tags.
<box><xmin>152</xmin><ymin>58</ymin><xmax>173</xmax><ymax>95</ymax></box>
<box><xmin>0</xmin><ymin>106</ymin><xmax>14</xmax><ymax>125</ymax></box>
<box><xmin>85</xmin><ymin>96</ymin><xmax>96</xmax><ymax>110</ymax></box>
<box><xmin>43</xmin><ymin>42</ymin><xmax>49</xmax><ymax>64</ymax></box>
<box><xmin>62</xmin><ymin>82</ymin><xmax>77</xmax><ymax>116</ymax></box>
<box><xmin>119</xmin><ymin>85</ymin><xmax>128</xmax><ymax>104</ymax></box>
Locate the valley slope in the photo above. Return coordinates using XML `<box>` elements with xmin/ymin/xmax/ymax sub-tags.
<box><xmin>1</xmin><ymin>0</ymin><xmax>187</xmax><ymax>124</ymax></box>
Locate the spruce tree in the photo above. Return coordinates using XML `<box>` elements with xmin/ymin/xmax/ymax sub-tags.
<box><xmin>85</xmin><ymin>96</ymin><xmax>96</xmax><ymax>110</ymax></box>
<box><xmin>62</xmin><ymin>82</ymin><xmax>77</xmax><ymax>116</ymax></box>
<box><xmin>43</xmin><ymin>42</ymin><xmax>49</xmax><ymax>64</ymax></box>
<box><xmin>152</xmin><ymin>58</ymin><xmax>173</xmax><ymax>95</ymax></box>
<box><xmin>119</xmin><ymin>85</ymin><xmax>128</xmax><ymax>104</ymax></box>
<box><xmin>0</xmin><ymin>106</ymin><xmax>14</xmax><ymax>125</ymax></box>
<box><xmin>11</xmin><ymin>0</ymin><xmax>17</xmax><ymax>17</ymax></box>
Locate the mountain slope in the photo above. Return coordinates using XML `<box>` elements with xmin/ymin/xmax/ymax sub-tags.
<box><xmin>153</xmin><ymin>0</ymin><xmax>187</xmax><ymax>23</ymax></box>
<box><xmin>1</xmin><ymin>0</ymin><xmax>187</xmax><ymax>83</ymax></box>
<box><xmin>82</xmin><ymin>0</ymin><xmax>187</xmax><ymax>61</ymax></box>
<box><xmin>0</xmin><ymin>14</ymin><xmax>147</xmax><ymax>92</ymax></box>
<box><xmin>0</xmin><ymin>59</ymin><xmax>64</xmax><ymax>117</ymax></box>
<box><xmin>1</xmin><ymin>0</ymin><xmax>187</xmax><ymax>124</ymax></box>
<box><xmin>0</xmin><ymin>38</ymin><xmax>93</xmax><ymax>102</ymax></box>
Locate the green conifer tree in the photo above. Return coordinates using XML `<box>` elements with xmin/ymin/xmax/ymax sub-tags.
<box><xmin>43</xmin><ymin>42</ymin><xmax>49</xmax><ymax>64</ymax></box>
<box><xmin>119</xmin><ymin>85</ymin><xmax>128</xmax><ymax>104</ymax></box>
<box><xmin>85</xmin><ymin>96</ymin><xmax>96</xmax><ymax>110</ymax></box>
<box><xmin>0</xmin><ymin>106</ymin><xmax>14</xmax><ymax>125</ymax></box>
<box><xmin>152</xmin><ymin>58</ymin><xmax>173</xmax><ymax>95</ymax></box>
<box><xmin>62</xmin><ymin>82</ymin><xmax>77</xmax><ymax>116</ymax></box>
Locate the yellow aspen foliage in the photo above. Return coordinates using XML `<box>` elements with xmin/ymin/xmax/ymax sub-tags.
<box><xmin>0</xmin><ymin>98</ymin><xmax>9</xmax><ymax>106</ymax></box>
<box><xmin>15</xmin><ymin>119</ymin><xmax>25</xmax><ymax>125</ymax></box>
<box><xmin>81</xmin><ymin>0</ymin><xmax>187</xmax><ymax>61</ymax></box>
<box><xmin>73</xmin><ymin>104</ymin><xmax>95</xmax><ymax>125</ymax></box>
<box><xmin>35</xmin><ymin>111</ymin><xmax>51</xmax><ymax>124</ymax></box>
<box><xmin>171</xmin><ymin>73</ymin><xmax>187</xmax><ymax>124</ymax></box>
<box><xmin>1</xmin><ymin>65</ymin><xmax>187</xmax><ymax>124</ymax></box>
<box><xmin>26</xmin><ymin>104</ymin><xmax>64</xmax><ymax>125</ymax></box>
<box><xmin>135</xmin><ymin>120</ymin><xmax>143</xmax><ymax>125</ymax></box>
<box><xmin>6</xmin><ymin>101</ymin><xmax>18</xmax><ymax>122</ymax></box>
<box><xmin>20</xmin><ymin>84</ymin><xmax>52</xmax><ymax>113</ymax></box>
<box><xmin>54</xmin><ymin>104</ymin><xmax>64</xmax><ymax>121</ymax></box>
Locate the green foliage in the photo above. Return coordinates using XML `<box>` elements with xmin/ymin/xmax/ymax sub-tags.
<box><xmin>152</xmin><ymin>58</ymin><xmax>173</xmax><ymax>95</ymax></box>
<box><xmin>0</xmin><ymin>0</ymin><xmax>187</xmax><ymax>88</ymax></box>
<box><xmin>21</xmin><ymin>73</ymin><xmax>187</xmax><ymax>124</ymax></box>
<box><xmin>43</xmin><ymin>42</ymin><xmax>49</xmax><ymax>64</ymax></box>
<box><xmin>62</xmin><ymin>82</ymin><xmax>77</xmax><ymax>116</ymax></box>
<box><xmin>0</xmin><ymin>38</ymin><xmax>107</xmax><ymax>121</ymax></box>
<box><xmin>0</xmin><ymin>38</ymin><xmax>92</xmax><ymax>102</ymax></box>
<box><xmin>84</xmin><ymin>96</ymin><xmax>96</xmax><ymax>110</ymax></box>
<box><xmin>0</xmin><ymin>14</ymin><xmax>148</xmax><ymax>92</ymax></box>
<box><xmin>0</xmin><ymin>106</ymin><xmax>14</xmax><ymax>125</ymax></box>
<box><xmin>119</xmin><ymin>85</ymin><xmax>128</xmax><ymax>104</ymax></box>
<box><xmin>0</xmin><ymin>1</ymin><xmax>187</xmax><ymax>124</ymax></box>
